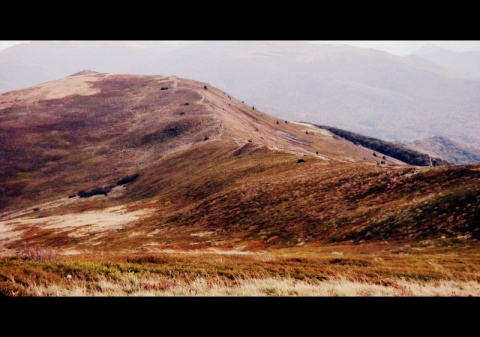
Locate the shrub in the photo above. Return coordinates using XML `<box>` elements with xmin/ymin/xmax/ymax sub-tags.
<box><xmin>116</xmin><ymin>173</ymin><xmax>140</xmax><ymax>186</ymax></box>
<box><xmin>19</xmin><ymin>245</ymin><xmax>59</xmax><ymax>261</ymax></box>
<box><xmin>78</xmin><ymin>186</ymin><xmax>112</xmax><ymax>198</ymax></box>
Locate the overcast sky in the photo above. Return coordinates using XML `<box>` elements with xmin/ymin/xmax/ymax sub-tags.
<box><xmin>1</xmin><ymin>40</ymin><xmax>480</xmax><ymax>56</ymax></box>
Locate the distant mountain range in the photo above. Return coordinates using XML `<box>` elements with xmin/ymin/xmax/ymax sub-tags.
<box><xmin>397</xmin><ymin>136</ymin><xmax>480</xmax><ymax>165</ymax></box>
<box><xmin>1</xmin><ymin>40</ymin><xmax>480</xmax><ymax>153</ymax></box>
<box><xmin>412</xmin><ymin>43</ymin><xmax>480</xmax><ymax>79</ymax></box>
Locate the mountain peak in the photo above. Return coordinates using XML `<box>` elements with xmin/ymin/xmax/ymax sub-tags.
<box><xmin>69</xmin><ymin>69</ymin><xmax>103</xmax><ymax>77</ymax></box>
<box><xmin>412</xmin><ymin>43</ymin><xmax>449</xmax><ymax>56</ymax></box>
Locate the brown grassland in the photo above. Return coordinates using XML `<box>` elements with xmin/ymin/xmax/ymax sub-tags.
<box><xmin>3</xmin><ymin>243</ymin><xmax>480</xmax><ymax>296</ymax></box>
<box><xmin>1</xmin><ymin>72</ymin><xmax>479</xmax><ymax>296</ymax></box>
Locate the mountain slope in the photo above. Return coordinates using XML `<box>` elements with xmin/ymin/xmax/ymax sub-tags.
<box><xmin>0</xmin><ymin>71</ymin><xmax>387</xmax><ymax>211</ymax></box>
<box><xmin>0</xmin><ymin>73</ymin><xmax>479</xmax><ymax>255</ymax></box>
<box><xmin>397</xmin><ymin>136</ymin><xmax>480</xmax><ymax>164</ymax></box>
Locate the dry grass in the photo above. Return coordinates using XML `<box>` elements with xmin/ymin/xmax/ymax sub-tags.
<box><xmin>28</xmin><ymin>274</ymin><xmax>480</xmax><ymax>297</ymax></box>
<box><xmin>3</xmin><ymin>248</ymin><xmax>480</xmax><ymax>296</ymax></box>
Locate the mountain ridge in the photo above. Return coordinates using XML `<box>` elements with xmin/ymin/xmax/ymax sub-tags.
<box><xmin>0</xmin><ymin>72</ymin><xmax>479</xmax><ymax>256</ymax></box>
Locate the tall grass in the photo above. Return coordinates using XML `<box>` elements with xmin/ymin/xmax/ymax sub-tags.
<box><xmin>29</xmin><ymin>273</ymin><xmax>480</xmax><ymax>296</ymax></box>
<box><xmin>4</xmin><ymin>245</ymin><xmax>480</xmax><ymax>297</ymax></box>
<box><xmin>0</xmin><ymin>250</ymin><xmax>480</xmax><ymax>297</ymax></box>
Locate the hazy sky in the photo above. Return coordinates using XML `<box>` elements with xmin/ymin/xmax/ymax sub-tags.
<box><xmin>0</xmin><ymin>40</ymin><xmax>27</xmax><ymax>50</ymax></box>
<box><xmin>308</xmin><ymin>40</ymin><xmax>480</xmax><ymax>56</ymax></box>
<box><xmin>1</xmin><ymin>40</ymin><xmax>480</xmax><ymax>56</ymax></box>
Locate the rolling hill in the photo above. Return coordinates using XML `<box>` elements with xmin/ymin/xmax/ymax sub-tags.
<box><xmin>1</xmin><ymin>72</ymin><xmax>479</xmax><ymax>259</ymax></box>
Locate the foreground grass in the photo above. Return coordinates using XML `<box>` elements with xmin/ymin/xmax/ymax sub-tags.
<box><xmin>2</xmin><ymin>245</ymin><xmax>480</xmax><ymax>296</ymax></box>
<box><xmin>29</xmin><ymin>274</ymin><xmax>480</xmax><ymax>297</ymax></box>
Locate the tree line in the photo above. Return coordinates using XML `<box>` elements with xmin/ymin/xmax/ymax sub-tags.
<box><xmin>310</xmin><ymin>124</ymin><xmax>449</xmax><ymax>166</ymax></box>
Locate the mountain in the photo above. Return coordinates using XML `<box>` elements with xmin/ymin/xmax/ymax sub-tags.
<box><xmin>1</xmin><ymin>73</ymin><xmax>479</xmax><ymax>257</ymax></box>
<box><xmin>397</xmin><ymin>136</ymin><xmax>480</xmax><ymax>164</ymax></box>
<box><xmin>2</xmin><ymin>41</ymin><xmax>480</xmax><ymax>151</ymax></box>
<box><xmin>412</xmin><ymin>43</ymin><xmax>480</xmax><ymax>78</ymax></box>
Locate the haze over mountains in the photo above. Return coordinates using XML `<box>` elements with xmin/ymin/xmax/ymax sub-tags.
<box><xmin>1</xmin><ymin>40</ymin><xmax>480</xmax><ymax>159</ymax></box>
<box><xmin>412</xmin><ymin>43</ymin><xmax>480</xmax><ymax>78</ymax></box>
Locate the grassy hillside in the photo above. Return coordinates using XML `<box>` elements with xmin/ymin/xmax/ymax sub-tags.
<box><xmin>1</xmin><ymin>72</ymin><xmax>480</xmax><ymax>296</ymax></box>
